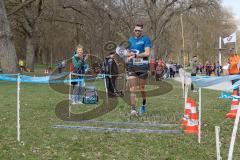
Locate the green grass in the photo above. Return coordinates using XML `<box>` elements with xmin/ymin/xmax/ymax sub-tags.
<box><xmin>0</xmin><ymin>75</ymin><xmax>240</xmax><ymax>160</ymax></box>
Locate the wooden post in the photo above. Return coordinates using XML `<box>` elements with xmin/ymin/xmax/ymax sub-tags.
<box><xmin>215</xmin><ymin>126</ymin><xmax>221</xmax><ymax>160</ymax></box>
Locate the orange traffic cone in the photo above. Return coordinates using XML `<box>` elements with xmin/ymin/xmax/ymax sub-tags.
<box><xmin>181</xmin><ymin>97</ymin><xmax>192</xmax><ymax>127</ymax></box>
<box><xmin>225</xmin><ymin>90</ymin><xmax>239</xmax><ymax>119</ymax></box>
<box><xmin>184</xmin><ymin>100</ymin><xmax>198</xmax><ymax>134</ymax></box>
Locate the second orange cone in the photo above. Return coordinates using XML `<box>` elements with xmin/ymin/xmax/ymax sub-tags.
<box><xmin>225</xmin><ymin>90</ymin><xmax>239</xmax><ymax>119</ymax></box>
<box><xmin>184</xmin><ymin>99</ymin><xmax>198</xmax><ymax>134</ymax></box>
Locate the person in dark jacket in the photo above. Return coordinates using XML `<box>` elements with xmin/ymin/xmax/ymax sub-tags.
<box><xmin>190</xmin><ymin>55</ymin><xmax>198</xmax><ymax>91</ymax></box>
<box><xmin>104</xmin><ymin>52</ymin><xmax>119</xmax><ymax>97</ymax></box>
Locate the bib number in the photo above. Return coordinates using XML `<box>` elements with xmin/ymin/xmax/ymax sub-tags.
<box><xmin>133</xmin><ymin>58</ymin><xmax>143</xmax><ymax>65</ymax></box>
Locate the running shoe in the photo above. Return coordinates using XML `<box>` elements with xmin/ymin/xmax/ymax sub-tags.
<box><xmin>130</xmin><ymin>109</ymin><xmax>138</xmax><ymax>116</ymax></box>
<box><xmin>76</xmin><ymin>101</ymin><xmax>83</xmax><ymax>105</ymax></box>
<box><xmin>71</xmin><ymin>101</ymin><xmax>77</xmax><ymax>105</ymax></box>
<box><xmin>139</xmin><ymin>105</ymin><xmax>146</xmax><ymax>115</ymax></box>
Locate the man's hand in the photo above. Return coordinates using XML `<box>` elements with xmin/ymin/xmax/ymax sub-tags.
<box><xmin>127</xmin><ymin>55</ymin><xmax>134</xmax><ymax>61</ymax></box>
<box><xmin>127</xmin><ymin>50</ymin><xmax>135</xmax><ymax>57</ymax></box>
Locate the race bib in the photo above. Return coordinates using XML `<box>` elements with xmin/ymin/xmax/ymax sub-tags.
<box><xmin>133</xmin><ymin>58</ymin><xmax>143</xmax><ymax>65</ymax></box>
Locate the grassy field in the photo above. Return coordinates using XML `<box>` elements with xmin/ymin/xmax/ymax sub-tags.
<box><xmin>0</xmin><ymin>71</ymin><xmax>240</xmax><ymax>160</ymax></box>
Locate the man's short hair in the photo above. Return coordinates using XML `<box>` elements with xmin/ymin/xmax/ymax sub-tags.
<box><xmin>135</xmin><ymin>24</ymin><xmax>143</xmax><ymax>29</ymax></box>
<box><xmin>76</xmin><ymin>44</ymin><xmax>83</xmax><ymax>50</ymax></box>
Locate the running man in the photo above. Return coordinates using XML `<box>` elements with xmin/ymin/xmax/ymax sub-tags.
<box><xmin>127</xmin><ymin>24</ymin><xmax>152</xmax><ymax>116</ymax></box>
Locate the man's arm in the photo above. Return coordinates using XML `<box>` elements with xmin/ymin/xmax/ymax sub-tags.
<box><xmin>136</xmin><ymin>47</ymin><xmax>150</xmax><ymax>58</ymax></box>
<box><xmin>136</xmin><ymin>36</ymin><xmax>151</xmax><ymax>58</ymax></box>
<box><xmin>72</xmin><ymin>55</ymin><xmax>78</xmax><ymax>69</ymax></box>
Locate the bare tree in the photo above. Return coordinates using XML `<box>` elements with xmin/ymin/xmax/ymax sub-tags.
<box><xmin>7</xmin><ymin>0</ymin><xmax>44</xmax><ymax>71</ymax></box>
<box><xmin>0</xmin><ymin>0</ymin><xmax>18</xmax><ymax>73</ymax></box>
<box><xmin>143</xmin><ymin>0</ymin><xmax>220</xmax><ymax>58</ymax></box>
<box><xmin>3</xmin><ymin>0</ymin><xmax>238</xmax><ymax>71</ymax></box>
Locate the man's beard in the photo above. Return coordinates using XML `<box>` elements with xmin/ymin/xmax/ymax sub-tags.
<box><xmin>135</xmin><ymin>34</ymin><xmax>142</xmax><ymax>38</ymax></box>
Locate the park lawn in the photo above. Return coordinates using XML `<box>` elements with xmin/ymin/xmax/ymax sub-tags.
<box><xmin>0</xmin><ymin>77</ymin><xmax>239</xmax><ymax>160</ymax></box>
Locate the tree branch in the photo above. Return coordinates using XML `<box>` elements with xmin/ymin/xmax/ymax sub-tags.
<box><xmin>62</xmin><ymin>5</ymin><xmax>94</xmax><ymax>21</ymax></box>
<box><xmin>7</xmin><ymin>0</ymin><xmax>38</xmax><ymax>17</ymax></box>
<box><xmin>39</xmin><ymin>17</ymin><xmax>84</xmax><ymax>25</ymax></box>
<box><xmin>157</xmin><ymin>0</ymin><xmax>178</xmax><ymax>19</ymax></box>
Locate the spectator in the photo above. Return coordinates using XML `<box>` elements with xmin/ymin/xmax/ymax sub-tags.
<box><xmin>19</xmin><ymin>59</ymin><xmax>25</xmax><ymax>72</ymax></box>
<box><xmin>199</xmin><ymin>63</ymin><xmax>203</xmax><ymax>74</ymax></box>
<box><xmin>205</xmin><ymin>61</ymin><xmax>212</xmax><ymax>76</ymax></box>
<box><xmin>216</xmin><ymin>61</ymin><xmax>222</xmax><ymax>76</ymax></box>
<box><xmin>56</xmin><ymin>60</ymin><xmax>63</xmax><ymax>73</ymax></box>
<box><xmin>170</xmin><ymin>62</ymin><xmax>176</xmax><ymax>78</ymax></box>
<box><xmin>190</xmin><ymin>55</ymin><xmax>198</xmax><ymax>91</ymax></box>
<box><xmin>150</xmin><ymin>59</ymin><xmax>156</xmax><ymax>76</ymax></box>
<box><xmin>165</xmin><ymin>63</ymin><xmax>171</xmax><ymax>79</ymax></box>
<box><xmin>156</xmin><ymin>59</ymin><xmax>166</xmax><ymax>80</ymax></box>
<box><xmin>104</xmin><ymin>52</ymin><xmax>119</xmax><ymax>97</ymax></box>
<box><xmin>228</xmin><ymin>48</ymin><xmax>240</xmax><ymax>95</ymax></box>
<box><xmin>212</xmin><ymin>63</ymin><xmax>216</xmax><ymax>76</ymax></box>
<box><xmin>70</xmin><ymin>44</ymin><xmax>89</xmax><ymax>104</ymax></box>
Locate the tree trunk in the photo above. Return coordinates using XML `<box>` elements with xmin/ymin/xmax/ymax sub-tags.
<box><xmin>41</xmin><ymin>48</ymin><xmax>48</xmax><ymax>65</ymax></box>
<box><xmin>25</xmin><ymin>36</ymin><xmax>35</xmax><ymax>71</ymax></box>
<box><xmin>0</xmin><ymin>0</ymin><xmax>19</xmax><ymax>73</ymax></box>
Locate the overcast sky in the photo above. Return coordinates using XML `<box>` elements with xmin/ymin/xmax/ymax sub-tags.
<box><xmin>222</xmin><ymin>0</ymin><xmax>240</xmax><ymax>29</ymax></box>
